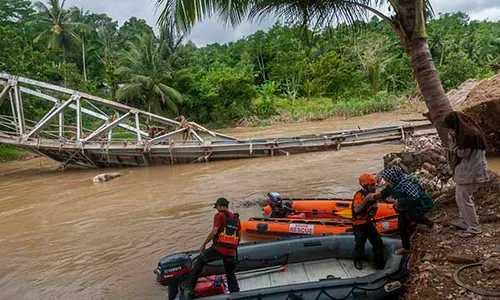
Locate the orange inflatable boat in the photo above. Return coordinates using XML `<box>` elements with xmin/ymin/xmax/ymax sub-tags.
<box><xmin>241</xmin><ymin>215</ymin><xmax>399</xmax><ymax>239</ymax></box>
<box><xmin>262</xmin><ymin>192</ymin><xmax>396</xmax><ymax>220</ymax></box>
<box><xmin>241</xmin><ymin>192</ymin><xmax>399</xmax><ymax>239</ymax></box>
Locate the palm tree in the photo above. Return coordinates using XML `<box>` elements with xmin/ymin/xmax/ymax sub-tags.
<box><xmin>97</xmin><ymin>25</ymin><xmax>118</xmax><ymax>96</ymax></box>
<box><xmin>33</xmin><ymin>0</ymin><xmax>80</xmax><ymax>64</ymax></box>
<box><xmin>156</xmin><ymin>0</ymin><xmax>454</xmax><ymax>142</ymax></box>
<box><xmin>69</xmin><ymin>7</ymin><xmax>92</xmax><ymax>81</ymax></box>
<box><xmin>115</xmin><ymin>34</ymin><xmax>182</xmax><ymax>115</ymax></box>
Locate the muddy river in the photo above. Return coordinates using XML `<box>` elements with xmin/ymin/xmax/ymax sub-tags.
<box><xmin>0</xmin><ymin>111</ymin><xmax>498</xmax><ymax>299</ymax></box>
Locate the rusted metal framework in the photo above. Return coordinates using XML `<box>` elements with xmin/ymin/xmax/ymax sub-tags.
<box><xmin>0</xmin><ymin>73</ymin><xmax>433</xmax><ymax>168</ymax></box>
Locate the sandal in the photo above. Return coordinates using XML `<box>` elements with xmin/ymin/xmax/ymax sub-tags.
<box><xmin>395</xmin><ymin>248</ymin><xmax>410</xmax><ymax>255</ymax></box>
<box><xmin>450</xmin><ymin>220</ymin><xmax>467</xmax><ymax>230</ymax></box>
<box><xmin>457</xmin><ymin>231</ymin><xmax>476</xmax><ymax>238</ymax></box>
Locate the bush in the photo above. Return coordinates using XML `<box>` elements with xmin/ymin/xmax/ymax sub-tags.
<box><xmin>0</xmin><ymin>146</ymin><xmax>28</xmax><ymax>162</ymax></box>
<box><xmin>199</xmin><ymin>65</ymin><xmax>256</xmax><ymax>125</ymax></box>
<box><xmin>439</xmin><ymin>51</ymin><xmax>480</xmax><ymax>90</ymax></box>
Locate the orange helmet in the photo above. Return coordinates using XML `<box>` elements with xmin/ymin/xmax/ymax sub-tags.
<box><xmin>359</xmin><ymin>174</ymin><xmax>377</xmax><ymax>186</ymax></box>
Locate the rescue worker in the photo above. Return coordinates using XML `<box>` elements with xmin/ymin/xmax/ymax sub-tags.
<box><xmin>352</xmin><ymin>174</ymin><xmax>386</xmax><ymax>270</ymax></box>
<box><xmin>182</xmin><ymin>198</ymin><xmax>241</xmax><ymax>297</ymax></box>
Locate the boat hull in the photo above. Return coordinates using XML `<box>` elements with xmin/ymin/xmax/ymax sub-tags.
<box><xmin>241</xmin><ymin>215</ymin><xmax>399</xmax><ymax>239</ymax></box>
<box><xmin>263</xmin><ymin>199</ymin><xmax>396</xmax><ymax>219</ymax></box>
<box><xmin>155</xmin><ymin>234</ymin><xmax>409</xmax><ymax>300</ymax></box>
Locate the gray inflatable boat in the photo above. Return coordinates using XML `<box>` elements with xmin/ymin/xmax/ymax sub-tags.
<box><xmin>155</xmin><ymin>234</ymin><xmax>409</xmax><ymax>299</ymax></box>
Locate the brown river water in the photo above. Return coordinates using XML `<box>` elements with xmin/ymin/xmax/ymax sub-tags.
<box><xmin>0</xmin><ymin>110</ymin><xmax>498</xmax><ymax>300</ymax></box>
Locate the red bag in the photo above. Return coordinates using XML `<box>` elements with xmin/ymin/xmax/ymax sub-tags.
<box><xmin>193</xmin><ymin>275</ymin><xmax>227</xmax><ymax>298</ymax></box>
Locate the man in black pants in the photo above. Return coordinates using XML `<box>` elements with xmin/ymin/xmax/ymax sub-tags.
<box><xmin>352</xmin><ymin>174</ymin><xmax>385</xmax><ymax>270</ymax></box>
<box><xmin>182</xmin><ymin>198</ymin><xmax>241</xmax><ymax>297</ymax></box>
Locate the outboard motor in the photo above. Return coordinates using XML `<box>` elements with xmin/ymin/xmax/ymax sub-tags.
<box><xmin>267</xmin><ymin>192</ymin><xmax>293</xmax><ymax>218</ymax></box>
<box><xmin>155</xmin><ymin>253</ymin><xmax>193</xmax><ymax>299</ymax></box>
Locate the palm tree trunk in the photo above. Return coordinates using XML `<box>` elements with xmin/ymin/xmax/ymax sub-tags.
<box><xmin>408</xmin><ymin>38</ymin><xmax>453</xmax><ymax>142</ymax></box>
<box><xmin>394</xmin><ymin>0</ymin><xmax>453</xmax><ymax>143</ymax></box>
<box><xmin>82</xmin><ymin>36</ymin><xmax>87</xmax><ymax>81</ymax></box>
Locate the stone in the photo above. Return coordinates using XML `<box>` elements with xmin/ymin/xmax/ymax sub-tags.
<box><xmin>422</xmin><ymin>253</ymin><xmax>435</xmax><ymax>262</ymax></box>
<box><xmin>446</xmin><ymin>253</ymin><xmax>479</xmax><ymax>264</ymax></box>
<box><xmin>481</xmin><ymin>258</ymin><xmax>500</xmax><ymax>273</ymax></box>
<box><xmin>422</xmin><ymin>162</ymin><xmax>438</xmax><ymax>175</ymax></box>
<box><xmin>401</xmin><ymin>152</ymin><xmax>414</xmax><ymax>165</ymax></box>
<box><xmin>444</xmin><ymin>273</ymin><xmax>452</xmax><ymax>279</ymax></box>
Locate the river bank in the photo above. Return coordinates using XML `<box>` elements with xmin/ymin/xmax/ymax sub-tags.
<box><xmin>380</xmin><ymin>136</ymin><xmax>500</xmax><ymax>300</ymax></box>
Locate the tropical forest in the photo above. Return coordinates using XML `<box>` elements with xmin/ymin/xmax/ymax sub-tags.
<box><xmin>1</xmin><ymin>0</ymin><xmax>499</xmax><ymax>130</ymax></box>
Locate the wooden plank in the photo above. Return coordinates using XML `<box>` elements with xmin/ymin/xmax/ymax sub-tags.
<box><xmin>274</xmin><ymin>263</ymin><xmax>309</xmax><ymax>287</ymax></box>
<box><xmin>338</xmin><ymin>259</ymin><xmax>376</xmax><ymax>278</ymax></box>
<box><xmin>239</xmin><ymin>273</ymin><xmax>271</xmax><ymax>291</ymax></box>
<box><xmin>303</xmin><ymin>258</ymin><xmax>350</xmax><ymax>281</ymax></box>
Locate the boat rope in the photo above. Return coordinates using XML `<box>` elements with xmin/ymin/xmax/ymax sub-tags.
<box><xmin>453</xmin><ymin>263</ymin><xmax>500</xmax><ymax>297</ymax></box>
<box><xmin>203</xmin><ymin>253</ymin><xmax>290</xmax><ymax>268</ymax></box>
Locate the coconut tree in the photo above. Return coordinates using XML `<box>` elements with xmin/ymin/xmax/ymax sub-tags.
<box><xmin>156</xmin><ymin>0</ymin><xmax>454</xmax><ymax>141</ymax></box>
<box><xmin>115</xmin><ymin>33</ymin><xmax>182</xmax><ymax>115</ymax></box>
<box><xmin>69</xmin><ymin>7</ymin><xmax>92</xmax><ymax>81</ymax></box>
<box><xmin>33</xmin><ymin>0</ymin><xmax>80</xmax><ymax>64</ymax></box>
<box><xmin>97</xmin><ymin>25</ymin><xmax>118</xmax><ymax>96</ymax></box>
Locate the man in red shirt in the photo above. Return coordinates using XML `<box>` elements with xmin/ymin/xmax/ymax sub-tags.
<box><xmin>182</xmin><ymin>198</ymin><xmax>241</xmax><ymax>297</ymax></box>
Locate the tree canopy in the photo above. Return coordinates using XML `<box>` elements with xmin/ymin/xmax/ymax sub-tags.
<box><xmin>0</xmin><ymin>0</ymin><xmax>498</xmax><ymax>127</ymax></box>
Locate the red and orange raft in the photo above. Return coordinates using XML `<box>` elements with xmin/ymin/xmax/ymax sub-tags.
<box><xmin>241</xmin><ymin>215</ymin><xmax>398</xmax><ymax>239</ymax></box>
<box><xmin>242</xmin><ymin>196</ymin><xmax>398</xmax><ymax>239</ymax></box>
<box><xmin>262</xmin><ymin>198</ymin><xmax>396</xmax><ymax>220</ymax></box>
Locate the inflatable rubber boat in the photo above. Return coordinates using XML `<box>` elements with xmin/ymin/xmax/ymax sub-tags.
<box><xmin>262</xmin><ymin>192</ymin><xmax>396</xmax><ymax>220</ymax></box>
<box><xmin>241</xmin><ymin>215</ymin><xmax>399</xmax><ymax>239</ymax></box>
<box><xmin>155</xmin><ymin>234</ymin><xmax>409</xmax><ymax>299</ymax></box>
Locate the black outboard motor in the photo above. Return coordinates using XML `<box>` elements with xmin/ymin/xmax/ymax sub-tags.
<box><xmin>267</xmin><ymin>192</ymin><xmax>293</xmax><ymax>218</ymax></box>
<box><xmin>155</xmin><ymin>253</ymin><xmax>193</xmax><ymax>299</ymax></box>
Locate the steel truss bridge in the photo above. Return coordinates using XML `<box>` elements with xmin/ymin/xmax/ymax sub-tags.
<box><xmin>0</xmin><ymin>73</ymin><xmax>434</xmax><ymax>169</ymax></box>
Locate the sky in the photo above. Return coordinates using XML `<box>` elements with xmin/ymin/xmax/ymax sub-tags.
<box><xmin>60</xmin><ymin>0</ymin><xmax>500</xmax><ymax>46</ymax></box>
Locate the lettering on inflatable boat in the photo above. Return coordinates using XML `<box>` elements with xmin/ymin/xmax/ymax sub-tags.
<box><xmin>289</xmin><ymin>224</ymin><xmax>314</xmax><ymax>234</ymax></box>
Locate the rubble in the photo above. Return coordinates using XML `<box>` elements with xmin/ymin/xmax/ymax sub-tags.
<box><xmin>381</xmin><ymin>133</ymin><xmax>500</xmax><ymax>300</ymax></box>
<box><xmin>384</xmin><ymin>135</ymin><xmax>455</xmax><ymax>198</ymax></box>
<box><xmin>425</xmin><ymin>73</ymin><xmax>500</xmax><ymax>155</ymax></box>
<box><xmin>481</xmin><ymin>258</ymin><xmax>500</xmax><ymax>273</ymax></box>
<box><xmin>446</xmin><ymin>253</ymin><xmax>479</xmax><ymax>264</ymax></box>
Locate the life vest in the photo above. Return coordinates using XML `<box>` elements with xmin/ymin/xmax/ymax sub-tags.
<box><xmin>352</xmin><ymin>189</ymin><xmax>378</xmax><ymax>221</ymax></box>
<box><xmin>214</xmin><ymin>211</ymin><xmax>240</xmax><ymax>249</ymax></box>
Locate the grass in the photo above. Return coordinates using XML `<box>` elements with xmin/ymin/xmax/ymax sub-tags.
<box><xmin>244</xmin><ymin>92</ymin><xmax>405</xmax><ymax>127</ymax></box>
<box><xmin>0</xmin><ymin>145</ymin><xmax>29</xmax><ymax>162</ymax></box>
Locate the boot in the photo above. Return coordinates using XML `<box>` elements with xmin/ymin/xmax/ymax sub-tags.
<box><xmin>354</xmin><ymin>260</ymin><xmax>363</xmax><ymax>270</ymax></box>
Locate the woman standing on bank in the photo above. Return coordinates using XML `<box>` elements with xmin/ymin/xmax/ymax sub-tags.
<box><xmin>443</xmin><ymin>111</ymin><xmax>489</xmax><ymax>238</ymax></box>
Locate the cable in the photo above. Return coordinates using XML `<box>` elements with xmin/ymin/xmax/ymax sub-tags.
<box><xmin>453</xmin><ymin>263</ymin><xmax>500</xmax><ymax>297</ymax></box>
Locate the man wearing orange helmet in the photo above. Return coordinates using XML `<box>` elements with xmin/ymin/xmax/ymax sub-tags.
<box><xmin>351</xmin><ymin>174</ymin><xmax>385</xmax><ymax>270</ymax></box>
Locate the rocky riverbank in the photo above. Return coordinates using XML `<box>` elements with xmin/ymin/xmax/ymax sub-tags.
<box><xmin>380</xmin><ymin>136</ymin><xmax>500</xmax><ymax>300</ymax></box>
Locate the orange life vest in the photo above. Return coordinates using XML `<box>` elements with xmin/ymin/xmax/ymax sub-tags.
<box><xmin>352</xmin><ymin>189</ymin><xmax>378</xmax><ymax>222</ymax></box>
<box><xmin>214</xmin><ymin>212</ymin><xmax>240</xmax><ymax>249</ymax></box>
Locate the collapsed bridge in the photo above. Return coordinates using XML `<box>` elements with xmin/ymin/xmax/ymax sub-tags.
<box><xmin>0</xmin><ymin>73</ymin><xmax>434</xmax><ymax>168</ymax></box>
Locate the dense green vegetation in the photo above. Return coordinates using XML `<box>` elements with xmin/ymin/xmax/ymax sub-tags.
<box><xmin>0</xmin><ymin>0</ymin><xmax>499</xmax><ymax>131</ymax></box>
<box><xmin>0</xmin><ymin>146</ymin><xmax>28</xmax><ymax>162</ymax></box>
